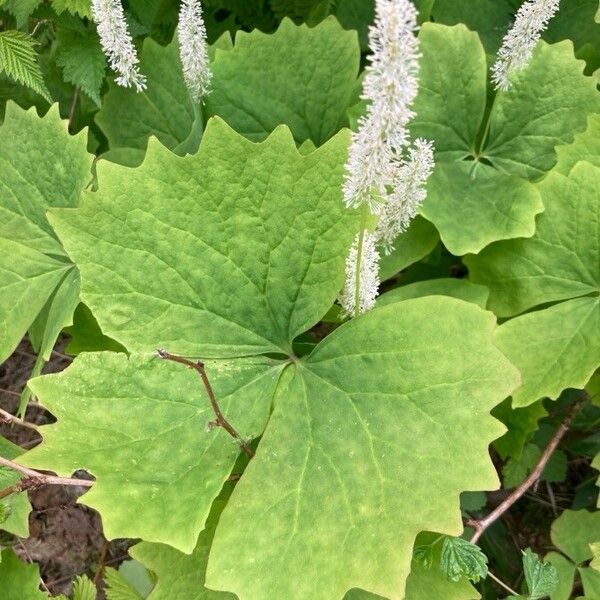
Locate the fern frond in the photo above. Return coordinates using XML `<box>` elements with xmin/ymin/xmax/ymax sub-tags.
<box><xmin>0</xmin><ymin>30</ymin><xmax>51</xmax><ymax>102</ymax></box>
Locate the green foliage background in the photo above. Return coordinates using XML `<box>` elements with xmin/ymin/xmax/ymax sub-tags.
<box><xmin>0</xmin><ymin>1</ymin><xmax>598</xmax><ymax>599</ymax></box>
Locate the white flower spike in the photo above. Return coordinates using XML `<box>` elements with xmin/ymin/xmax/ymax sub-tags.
<box><xmin>340</xmin><ymin>0</ymin><xmax>434</xmax><ymax>317</ymax></box>
<box><xmin>340</xmin><ymin>232</ymin><xmax>381</xmax><ymax>317</ymax></box>
<box><xmin>178</xmin><ymin>0</ymin><xmax>212</xmax><ymax>102</ymax></box>
<box><xmin>492</xmin><ymin>0</ymin><xmax>561</xmax><ymax>91</ymax></box>
<box><xmin>376</xmin><ymin>138</ymin><xmax>434</xmax><ymax>254</ymax></box>
<box><xmin>92</xmin><ymin>0</ymin><xmax>146</xmax><ymax>92</ymax></box>
<box><xmin>343</xmin><ymin>0</ymin><xmax>421</xmax><ymax>210</ymax></box>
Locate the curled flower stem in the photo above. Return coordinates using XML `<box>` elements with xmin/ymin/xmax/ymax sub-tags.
<box><xmin>156</xmin><ymin>349</ymin><xmax>254</xmax><ymax>458</ymax></box>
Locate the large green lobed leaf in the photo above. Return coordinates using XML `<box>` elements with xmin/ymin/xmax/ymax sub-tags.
<box><xmin>207</xmin><ymin>17</ymin><xmax>360</xmax><ymax>146</ymax></box>
<box><xmin>411</xmin><ymin>24</ymin><xmax>598</xmax><ymax>255</ymax></box>
<box><xmin>50</xmin><ymin>119</ymin><xmax>357</xmax><ymax>358</ymax></box>
<box><xmin>207</xmin><ymin>298</ymin><xmax>518</xmax><ymax>599</ymax></box>
<box><xmin>0</xmin><ymin>102</ymin><xmax>91</xmax><ymax>363</ymax></box>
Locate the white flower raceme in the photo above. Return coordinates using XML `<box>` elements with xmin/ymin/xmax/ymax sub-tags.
<box><xmin>343</xmin><ymin>0</ymin><xmax>420</xmax><ymax>210</ymax></box>
<box><xmin>178</xmin><ymin>0</ymin><xmax>212</xmax><ymax>102</ymax></box>
<box><xmin>492</xmin><ymin>0</ymin><xmax>561</xmax><ymax>91</ymax></box>
<box><xmin>92</xmin><ymin>0</ymin><xmax>146</xmax><ymax>92</ymax></box>
<box><xmin>340</xmin><ymin>232</ymin><xmax>381</xmax><ymax>317</ymax></box>
<box><xmin>340</xmin><ymin>0</ymin><xmax>434</xmax><ymax>317</ymax></box>
<box><xmin>375</xmin><ymin>138</ymin><xmax>434</xmax><ymax>254</ymax></box>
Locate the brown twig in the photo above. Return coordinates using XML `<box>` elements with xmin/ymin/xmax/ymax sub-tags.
<box><xmin>0</xmin><ymin>407</ymin><xmax>39</xmax><ymax>431</ymax></box>
<box><xmin>0</xmin><ymin>456</ymin><xmax>94</xmax><ymax>493</ymax></box>
<box><xmin>17</xmin><ymin>539</ymin><xmax>51</xmax><ymax>594</ymax></box>
<box><xmin>156</xmin><ymin>349</ymin><xmax>254</xmax><ymax>458</ymax></box>
<box><xmin>468</xmin><ymin>399</ymin><xmax>585</xmax><ymax>544</ymax></box>
<box><xmin>488</xmin><ymin>570</ymin><xmax>519</xmax><ymax>596</ymax></box>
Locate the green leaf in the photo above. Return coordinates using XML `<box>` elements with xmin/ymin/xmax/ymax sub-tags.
<box><xmin>349</xmin><ymin>538</ymin><xmax>481</xmax><ymax>599</ymax></box>
<box><xmin>0</xmin><ymin>432</ymin><xmax>32</xmax><ymax>537</ymax></box>
<box><xmin>206</xmin><ymin>17</ymin><xmax>360</xmax><ymax>145</ymax></box>
<box><xmin>104</xmin><ymin>568</ymin><xmax>144</xmax><ymax>600</ymax></box>
<box><xmin>378</xmin><ymin>216</ymin><xmax>439</xmax><ymax>281</ymax></box>
<box><xmin>554</xmin><ymin>114</ymin><xmax>600</xmax><ymax>175</ymax></box>
<box><xmin>502</xmin><ymin>443</ymin><xmax>566</xmax><ymax>488</ymax></box>
<box><xmin>411</xmin><ymin>24</ymin><xmax>599</xmax><ymax>254</ymax></box>
<box><xmin>1</xmin><ymin>0</ymin><xmax>43</xmax><ymax>27</ymax></box>
<box><xmin>495</xmin><ymin>297</ymin><xmax>599</xmax><ymax>407</ymax></box>
<box><xmin>484</xmin><ymin>42</ymin><xmax>600</xmax><ymax>180</ymax></box>
<box><xmin>206</xmin><ymin>298</ymin><xmax>518</xmax><ymax>599</ymax></box>
<box><xmin>492</xmin><ymin>399</ymin><xmax>547</xmax><ymax>460</ymax></box>
<box><xmin>579</xmin><ymin>567</ymin><xmax>600</xmax><ymax>599</ymax></box>
<box><xmin>377</xmin><ymin>278</ymin><xmax>489</xmax><ymax>309</ymax></box>
<box><xmin>95</xmin><ymin>36</ymin><xmax>198</xmax><ymax>155</ymax></box>
<box><xmin>467</xmin><ymin>162</ymin><xmax>600</xmax><ymax>407</ymax></box>
<box><xmin>551</xmin><ymin>509</ymin><xmax>600</xmax><ymax>566</ymax></box>
<box><xmin>51</xmin><ymin>0</ymin><xmax>91</xmax><ymax>18</ymax></box>
<box><xmin>0</xmin><ymin>548</ymin><xmax>47</xmax><ymax>599</ymax></box>
<box><xmin>0</xmin><ymin>102</ymin><xmax>91</xmax><ymax>363</ymax></box>
<box><xmin>467</xmin><ymin>162</ymin><xmax>599</xmax><ymax>315</ymax></box>
<box><xmin>129</xmin><ymin>498</ymin><xmax>233</xmax><ymax>600</ymax></box>
<box><xmin>545</xmin><ymin>552</ymin><xmax>576</xmax><ymax>600</ymax></box>
<box><xmin>0</xmin><ymin>31</ymin><xmax>51</xmax><ymax>103</ymax></box>
<box><xmin>522</xmin><ymin>548</ymin><xmax>559</xmax><ymax>600</ymax></box>
<box><xmin>49</xmin><ymin>120</ymin><xmax>356</xmax><ymax>357</ymax></box>
<box><xmin>72</xmin><ymin>575</ymin><xmax>97</xmax><ymax>600</ymax></box>
<box><xmin>64</xmin><ymin>303</ymin><xmax>127</xmax><ymax>355</ymax></box>
<box><xmin>440</xmin><ymin>537</ymin><xmax>488</xmax><ymax>583</ymax></box>
<box><xmin>21</xmin><ymin>352</ymin><xmax>284</xmax><ymax>552</ymax></box>
<box><xmin>55</xmin><ymin>30</ymin><xmax>106</xmax><ymax>106</ymax></box>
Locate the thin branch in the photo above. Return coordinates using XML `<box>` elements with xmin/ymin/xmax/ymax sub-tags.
<box><xmin>17</xmin><ymin>539</ymin><xmax>51</xmax><ymax>594</ymax></box>
<box><xmin>488</xmin><ymin>570</ymin><xmax>519</xmax><ymax>596</ymax></box>
<box><xmin>0</xmin><ymin>456</ymin><xmax>94</xmax><ymax>490</ymax></box>
<box><xmin>0</xmin><ymin>407</ymin><xmax>39</xmax><ymax>431</ymax></box>
<box><xmin>156</xmin><ymin>349</ymin><xmax>254</xmax><ymax>458</ymax></box>
<box><xmin>468</xmin><ymin>399</ymin><xmax>585</xmax><ymax>544</ymax></box>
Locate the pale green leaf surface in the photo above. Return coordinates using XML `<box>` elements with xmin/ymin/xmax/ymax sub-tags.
<box><xmin>551</xmin><ymin>510</ymin><xmax>600</xmax><ymax>565</ymax></box>
<box><xmin>0</xmin><ymin>103</ymin><xmax>91</xmax><ymax>362</ymax></box>
<box><xmin>0</xmin><ymin>438</ymin><xmax>32</xmax><ymax>537</ymax></box>
<box><xmin>50</xmin><ymin>120</ymin><xmax>357</xmax><ymax>357</ymax></box>
<box><xmin>28</xmin><ymin>267</ymin><xmax>80</xmax><ymax>361</ymax></box>
<box><xmin>555</xmin><ymin>114</ymin><xmax>600</xmax><ymax>175</ymax></box>
<box><xmin>579</xmin><ymin>567</ymin><xmax>600</xmax><ymax>599</ymax></box>
<box><xmin>467</xmin><ymin>162</ymin><xmax>600</xmax><ymax>317</ymax></box>
<box><xmin>485</xmin><ymin>41</ymin><xmax>600</xmax><ymax>180</ymax></box>
<box><xmin>377</xmin><ymin>279</ymin><xmax>489</xmax><ymax>309</ymax></box>
<box><xmin>0</xmin><ymin>240</ymin><xmax>70</xmax><ymax>364</ymax></box>
<box><xmin>546</xmin><ymin>552</ymin><xmax>575</xmax><ymax>600</ymax></box>
<box><xmin>21</xmin><ymin>352</ymin><xmax>285</xmax><ymax>551</ymax></box>
<box><xmin>420</xmin><ymin>161</ymin><xmax>542</xmax><ymax>255</ymax></box>
<box><xmin>0</xmin><ymin>548</ymin><xmax>47</xmax><ymax>599</ymax></box>
<box><xmin>0</xmin><ymin>466</ymin><xmax>31</xmax><ymax>538</ymax></box>
<box><xmin>207</xmin><ymin>297</ymin><xmax>519</xmax><ymax>600</ymax></box>
<box><xmin>411</xmin><ymin>24</ymin><xmax>545</xmax><ymax>254</ymax></box>
<box><xmin>130</xmin><ymin>500</ymin><xmax>235</xmax><ymax>600</ymax></box>
<box><xmin>495</xmin><ymin>297</ymin><xmax>599</xmax><ymax>407</ymax></box>
<box><xmin>56</xmin><ymin>30</ymin><xmax>106</xmax><ymax>106</ymax></box>
<box><xmin>95</xmin><ymin>36</ymin><xmax>197</xmax><ymax>154</ymax></box>
<box><xmin>206</xmin><ymin>17</ymin><xmax>360</xmax><ymax>145</ymax></box>
<box><xmin>379</xmin><ymin>216</ymin><xmax>439</xmax><ymax>281</ymax></box>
